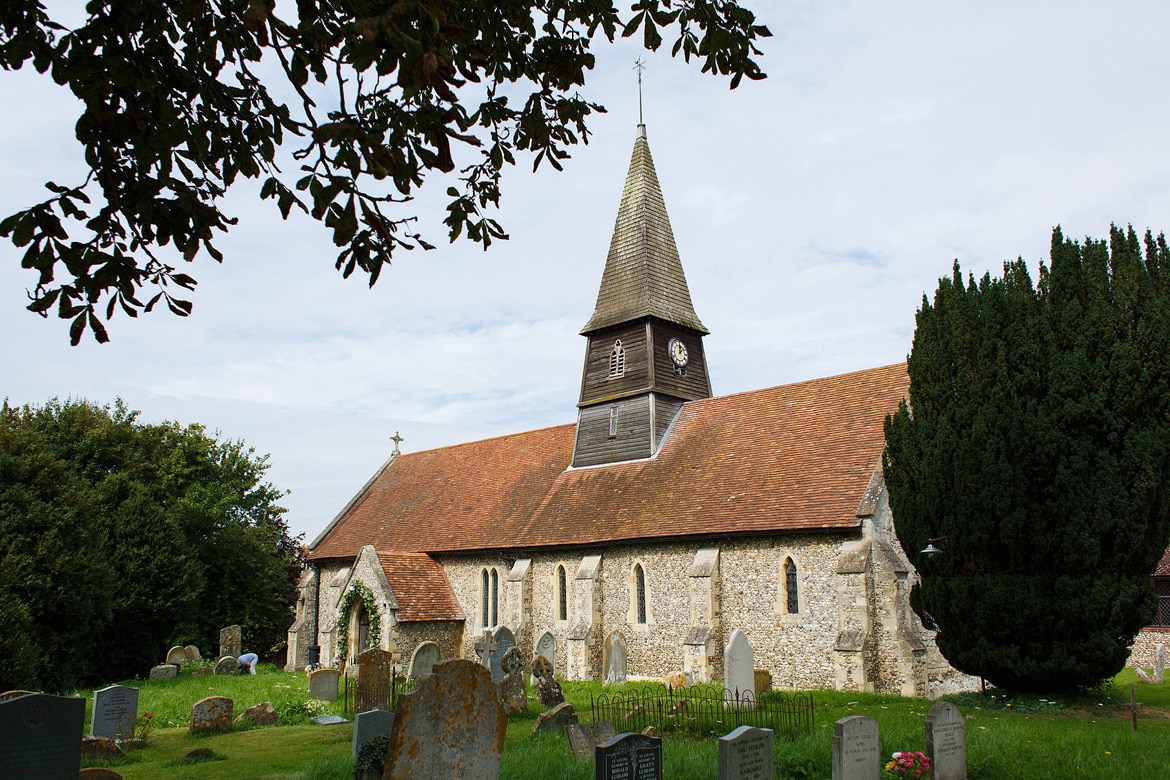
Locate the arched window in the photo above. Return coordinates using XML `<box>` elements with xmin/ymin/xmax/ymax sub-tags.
<box><xmin>609</xmin><ymin>340</ymin><xmax>625</xmax><ymax>378</ymax></box>
<box><xmin>635</xmin><ymin>564</ymin><xmax>647</xmax><ymax>624</ymax></box>
<box><xmin>490</xmin><ymin>568</ymin><xmax>499</xmax><ymax>627</ymax></box>
<box><xmin>785</xmin><ymin>557</ymin><xmax>799</xmax><ymax>615</ymax></box>
<box><xmin>557</xmin><ymin>565</ymin><xmax>568</xmax><ymax>621</ymax></box>
<box><xmin>481</xmin><ymin>569</ymin><xmax>489</xmax><ymax>627</ymax></box>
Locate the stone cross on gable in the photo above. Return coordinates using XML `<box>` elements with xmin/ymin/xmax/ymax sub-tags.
<box><xmin>473</xmin><ymin>628</ymin><xmax>499</xmax><ymax>668</ymax></box>
<box><xmin>390</xmin><ymin>431</ymin><xmax>404</xmax><ymax>457</ymax></box>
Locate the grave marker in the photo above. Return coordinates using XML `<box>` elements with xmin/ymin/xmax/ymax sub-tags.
<box><xmin>1156</xmin><ymin>644</ymin><xmax>1166</xmax><ymax>685</ymax></box>
<box><xmin>603</xmin><ymin>632</ymin><xmax>628</xmax><ymax>686</ymax></box>
<box><xmin>724</xmin><ymin>629</ymin><xmax>755</xmax><ymax>704</ymax></box>
<box><xmin>565</xmin><ymin>720</ymin><xmax>616</xmax><ymax>762</ymax></box>
<box><xmin>536</xmin><ymin>632</ymin><xmax>557</xmax><ymax>674</ymax></box>
<box><xmin>148</xmin><ymin>665</ymin><xmax>178</xmax><ymax>680</ymax></box>
<box><xmin>184</xmin><ymin>645</ymin><xmax>202</xmax><ymax>662</ymax></box>
<box><xmin>595</xmin><ymin>731</ymin><xmax>662</xmax><ymax>780</ymax></box>
<box><xmin>925</xmin><ymin>701</ymin><xmax>966</xmax><ymax>780</ymax></box>
<box><xmin>408</xmin><ymin>642</ymin><xmax>441</xmax><ymax>678</ymax></box>
<box><xmin>189</xmin><ymin>696</ymin><xmax>233</xmax><ymax>736</ymax></box>
<box><xmin>351</xmin><ymin>708</ymin><xmax>394</xmax><ymax>757</ymax></box>
<box><xmin>487</xmin><ymin>626</ymin><xmax>516</xmax><ymax>683</ymax></box>
<box><xmin>165</xmin><ymin>646</ymin><xmax>187</xmax><ymax>666</ymax></box>
<box><xmin>308</xmin><ymin>669</ymin><xmax>340</xmax><ymax>702</ymax></box>
<box><xmin>832</xmin><ymin>715</ymin><xmax>880</xmax><ymax>780</ymax></box>
<box><xmin>718</xmin><ymin>725</ymin><xmax>774</xmax><ymax>780</ymax></box>
<box><xmin>219</xmin><ymin>625</ymin><xmax>242</xmax><ymax>660</ymax></box>
<box><xmin>214</xmin><ymin>656</ymin><xmax>237</xmax><ymax>676</ymax></box>
<box><xmin>355</xmin><ymin>648</ymin><xmax>395</xmax><ymax>712</ymax></box>
<box><xmin>90</xmin><ymin>685</ymin><xmax>138</xmax><ymax>742</ymax></box>
<box><xmin>0</xmin><ymin>692</ymin><xmax>85</xmax><ymax>780</ymax></box>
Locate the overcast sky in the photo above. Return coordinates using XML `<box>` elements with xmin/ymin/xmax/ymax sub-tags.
<box><xmin>3</xmin><ymin>1</ymin><xmax>1168</xmax><ymax>543</ymax></box>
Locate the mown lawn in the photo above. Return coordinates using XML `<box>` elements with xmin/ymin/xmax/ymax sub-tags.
<box><xmin>77</xmin><ymin>664</ymin><xmax>1170</xmax><ymax>779</ymax></box>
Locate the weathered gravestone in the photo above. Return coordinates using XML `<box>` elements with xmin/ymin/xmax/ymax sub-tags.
<box><xmin>184</xmin><ymin>645</ymin><xmax>201</xmax><ymax>662</ymax></box>
<box><xmin>149</xmin><ymin>665</ymin><xmax>178</xmax><ymax>680</ymax></box>
<box><xmin>533</xmin><ymin>701</ymin><xmax>578</xmax><ymax>734</ymax></box>
<box><xmin>165</xmin><ymin>646</ymin><xmax>188</xmax><ymax>666</ymax></box>
<box><xmin>724</xmin><ymin>629</ymin><xmax>755</xmax><ymax>704</ymax></box>
<box><xmin>832</xmin><ymin>715</ymin><xmax>880</xmax><ymax>780</ymax></box>
<box><xmin>408</xmin><ymin>641</ymin><xmax>441</xmax><ymax>678</ymax></box>
<box><xmin>90</xmin><ymin>685</ymin><xmax>138</xmax><ymax>741</ymax></box>
<box><xmin>237</xmin><ymin>702</ymin><xmax>279</xmax><ymax>726</ymax></box>
<box><xmin>219</xmin><ymin>625</ymin><xmax>242</xmax><ymax>660</ymax></box>
<box><xmin>565</xmin><ymin>720</ymin><xmax>616</xmax><ymax>762</ymax></box>
<box><xmin>595</xmin><ymin>731</ymin><xmax>662</xmax><ymax>780</ymax></box>
<box><xmin>487</xmin><ymin>626</ymin><xmax>517</xmax><ymax>683</ymax></box>
<box><xmin>535</xmin><ymin>632</ymin><xmax>557</xmax><ymax>673</ymax></box>
<box><xmin>355</xmin><ymin>648</ymin><xmax>395</xmax><ymax>712</ymax></box>
<box><xmin>603</xmin><ymin>632</ymin><xmax>628</xmax><ymax>686</ymax></box>
<box><xmin>0</xmin><ymin>691</ymin><xmax>34</xmax><ymax>703</ymax></box>
<box><xmin>351</xmin><ymin>708</ymin><xmax>394</xmax><ymax>757</ymax></box>
<box><xmin>498</xmin><ymin>646</ymin><xmax>528</xmax><ymax>714</ymax></box>
<box><xmin>308</xmin><ymin>668</ymin><xmax>341</xmax><ymax>702</ymax></box>
<box><xmin>189</xmin><ymin>696</ymin><xmax>233</xmax><ymax>736</ymax></box>
<box><xmin>718</xmin><ymin>725</ymin><xmax>774</xmax><ymax>780</ymax></box>
<box><xmin>0</xmin><ymin>692</ymin><xmax>86</xmax><ymax>780</ymax></box>
<box><xmin>214</xmin><ymin>656</ymin><xmax>238</xmax><ymax>676</ymax></box>
<box><xmin>925</xmin><ymin>700</ymin><xmax>967</xmax><ymax>780</ymax></box>
<box><xmin>1156</xmin><ymin>644</ymin><xmax>1167</xmax><ymax>685</ymax></box>
<box><xmin>383</xmin><ymin>659</ymin><xmax>506</xmax><ymax>780</ymax></box>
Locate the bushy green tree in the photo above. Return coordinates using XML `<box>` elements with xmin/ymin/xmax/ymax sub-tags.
<box><xmin>884</xmin><ymin>226</ymin><xmax>1170</xmax><ymax>693</ymax></box>
<box><xmin>0</xmin><ymin>398</ymin><xmax>302</xmax><ymax>691</ymax></box>
<box><xmin>1</xmin><ymin>0</ymin><xmax>769</xmax><ymax>344</ymax></box>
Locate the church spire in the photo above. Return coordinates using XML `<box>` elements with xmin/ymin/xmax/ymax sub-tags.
<box><xmin>580</xmin><ymin>125</ymin><xmax>707</xmax><ymax>336</ymax></box>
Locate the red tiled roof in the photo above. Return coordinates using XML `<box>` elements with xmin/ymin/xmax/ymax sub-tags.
<box><xmin>1155</xmin><ymin>547</ymin><xmax>1170</xmax><ymax>578</ymax></box>
<box><xmin>377</xmin><ymin>551</ymin><xmax>465</xmax><ymax>622</ymax></box>
<box><xmin>309</xmin><ymin>364</ymin><xmax>909</xmax><ymax>558</ymax></box>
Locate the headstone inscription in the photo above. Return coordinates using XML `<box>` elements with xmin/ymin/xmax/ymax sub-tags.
<box><xmin>219</xmin><ymin>625</ymin><xmax>242</xmax><ymax>660</ymax></box>
<box><xmin>595</xmin><ymin>731</ymin><xmax>662</xmax><ymax>780</ymax></box>
<box><xmin>925</xmin><ymin>701</ymin><xmax>967</xmax><ymax>780</ymax></box>
<box><xmin>0</xmin><ymin>692</ymin><xmax>86</xmax><ymax>780</ymax></box>
<box><xmin>189</xmin><ymin>696</ymin><xmax>233</xmax><ymax>736</ymax></box>
<box><xmin>535</xmin><ymin>632</ymin><xmax>557</xmax><ymax>674</ymax></box>
<box><xmin>383</xmin><ymin>659</ymin><xmax>507</xmax><ymax>780</ymax></box>
<box><xmin>724</xmin><ymin>629</ymin><xmax>755</xmax><ymax>704</ymax></box>
<box><xmin>603</xmin><ymin>632</ymin><xmax>628</xmax><ymax>686</ymax></box>
<box><xmin>355</xmin><ymin>648</ymin><xmax>395</xmax><ymax>712</ymax></box>
<box><xmin>718</xmin><ymin>725</ymin><xmax>774</xmax><ymax>780</ymax></box>
<box><xmin>308</xmin><ymin>669</ymin><xmax>341</xmax><ymax>702</ymax></box>
<box><xmin>408</xmin><ymin>642</ymin><xmax>441</xmax><ymax>678</ymax></box>
<box><xmin>565</xmin><ymin>720</ymin><xmax>616</xmax><ymax>762</ymax></box>
<box><xmin>832</xmin><ymin>715</ymin><xmax>880</xmax><ymax>780</ymax></box>
<box><xmin>165</xmin><ymin>646</ymin><xmax>187</xmax><ymax>665</ymax></box>
<box><xmin>351</xmin><ymin>708</ymin><xmax>394</xmax><ymax>757</ymax></box>
<box><xmin>90</xmin><ymin>685</ymin><xmax>139</xmax><ymax>741</ymax></box>
<box><xmin>487</xmin><ymin>626</ymin><xmax>517</xmax><ymax>683</ymax></box>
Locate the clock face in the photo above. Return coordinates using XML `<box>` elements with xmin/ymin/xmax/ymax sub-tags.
<box><xmin>668</xmin><ymin>338</ymin><xmax>689</xmax><ymax>368</ymax></box>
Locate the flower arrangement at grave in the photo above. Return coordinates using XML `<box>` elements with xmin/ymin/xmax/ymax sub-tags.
<box><xmin>337</xmin><ymin>580</ymin><xmax>382</xmax><ymax>654</ymax></box>
<box><xmin>137</xmin><ymin>712</ymin><xmax>155</xmax><ymax>743</ymax></box>
<box><xmin>884</xmin><ymin>750</ymin><xmax>930</xmax><ymax>778</ymax></box>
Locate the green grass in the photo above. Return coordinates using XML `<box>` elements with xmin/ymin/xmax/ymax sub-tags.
<box><xmin>74</xmin><ymin>664</ymin><xmax>1170</xmax><ymax>779</ymax></box>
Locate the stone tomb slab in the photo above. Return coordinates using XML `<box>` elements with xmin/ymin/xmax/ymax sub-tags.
<box><xmin>595</xmin><ymin>731</ymin><xmax>662</xmax><ymax>780</ymax></box>
<box><xmin>925</xmin><ymin>701</ymin><xmax>967</xmax><ymax>780</ymax></box>
<box><xmin>718</xmin><ymin>725</ymin><xmax>774</xmax><ymax>780</ymax></box>
<box><xmin>149</xmin><ymin>664</ymin><xmax>178</xmax><ymax>680</ymax></box>
<box><xmin>308</xmin><ymin>669</ymin><xmax>341</xmax><ymax>702</ymax></box>
<box><xmin>351</xmin><ymin>708</ymin><xmax>394</xmax><ymax>757</ymax></box>
<box><xmin>0</xmin><ymin>692</ymin><xmax>86</xmax><ymax>780</ymax></box>
<box><xmin>565</xmin><ymin>720</ymin><xmax>616</xmax><ymax>762</ymax></box>
<box><xmin>90</xmin><ymin>685</ymin><xmax>139</xmax><ymax>741</ymax></box>
<box><xmin>189</xmin><ymin>696</ymin><xmax>233</xmax><ymax>736</ymax></box>
<box><xmin>355</xmin><ymin>648</ymin><xmax>395</xmax><ymax>712</ymax></box>
<box><xmin>832</xmin><ymin>715</ymin><xmax>880</xmax><ymax>780</ymax></box>
<box><xmin>384</xmin><ymin>659</ymin><xmax>506</xmax><ymax>780</ymax></box>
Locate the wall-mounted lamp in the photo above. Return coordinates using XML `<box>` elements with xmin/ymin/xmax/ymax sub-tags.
<box><xmin>921</xmin><ymin>536</ymin><xmax>949</xmax><ymax>555</ymax></box>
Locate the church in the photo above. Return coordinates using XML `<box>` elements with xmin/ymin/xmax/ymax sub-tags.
<box><xmin>286</xmin><ymin>124</ymin><xmax>973</xmax><ymax>696</ymax></box>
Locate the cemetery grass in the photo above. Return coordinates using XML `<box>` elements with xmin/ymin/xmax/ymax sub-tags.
<box><xmin>76</xmin><ymin>665</ymin><xmax>1170</xmax><ymax>779</ymax></box>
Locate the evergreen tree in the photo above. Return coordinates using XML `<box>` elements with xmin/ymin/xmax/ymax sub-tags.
<box><xmin>884</xmin><ymin>226</ymin><xmax>1170</xmax><ymax>692</ymax></box>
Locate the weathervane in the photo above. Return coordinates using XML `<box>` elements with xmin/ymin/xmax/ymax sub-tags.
<box><xmin>390</xmin><ymin>431</ymin><xmax>404</xmax><ymax>457</ymax></box>
<box><xmin>634</xmin><ymin>58</ymin><xmax>646</xmax><ymax>124</ymax></box>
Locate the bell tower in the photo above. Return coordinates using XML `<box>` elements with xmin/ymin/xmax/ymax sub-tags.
<box><xmin>571</xmin><ymin>124</ymin><xmax>711</xmax><ymax>468</ymax></box>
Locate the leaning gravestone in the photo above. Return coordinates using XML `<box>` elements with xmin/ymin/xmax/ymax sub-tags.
<box><xmin>565</xmin><ymin>720</ymin><xmax>616</xmax><ymax>762</ymax></box>
<box><xmin>595</xmin><ymin>731</ymin><xmax>662</xmax><ymax>780</ymax></box>
<box><xmin>90</xmin><ymin>685</ymin><xmax>138</xmax><ymax>741</ymax></box>
<box><xmin>214</xmin><ymin>656</ymin><xmax>238</xmax><ymax>676</ymax></box>
<box><xmin>724</xmin><ymin>629</ymin><xmax>755</xmax><ymax>704</ymax></box>
<box><xmin>925</xmin><ymin>701</ymin><xmax>967</xmax><ymax>780</ymax></box>
<box><xmin>219</xmin><ymin>625</ymin><xmax>242</xmax><ymax>660</ymax></box>
<box><xmin>719</xmin><ymin>725</ymin><xmax>774</xmax><ymax>780</ymax></box>
<box><xmin>603</xmin><ymin>632</ymin><xmax>628</xmax><ymax>686</ymax></box>
<box><xmin>351</xmin><ymin>708</ymin><xmax>394</xmax><ymax>757</ymax></box>
<box><xmin>165</xmin><ymin>646</ymin><xmax>188</xmax><ymax>666</ymax></box>
<box><xmin>533</xmin><ymin>701</ymin><xmax>578</xmax><ymax>734</ymax></box>
<box><xmin>355</xmin><ymin>648</ymin><xmax>395</xmax><ymax>712</ymax></box>
<box><xmin>832</xmin><ymin>715</ymin><xmax>880</xmax><ymax>780</ymax></box>
<box><xmin>408</xmin><ymin>642</ymin><xmax>441</xmax><ymax>678</ymax></box>
<box><xmin>308</xmin><ymin>668</ymin><xmax>340</xmax><ymax>702</ymax></box>
<box><xmin>0</xmin><ymin>692</ymin><xmax>86</xmax><ymax>780</ymax></box>
<box><xmin>189</xmin><ymin>696</ymin><xmax>233</xmax><ymax>736</ymax></box>
<box><xmin>383</xmin><ymin>659</ymin><xmax>506</xmax><ymax>780</ymax></box>
<box><xmin>487</xmin><ymin>626</ymin><xmax>517</xmax><ymax>683</ymax></box>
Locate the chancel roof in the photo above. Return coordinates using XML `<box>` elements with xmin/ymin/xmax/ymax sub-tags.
<box><xmin>580</xmin><ymin>125</ymin><xmax>707</xmax><ymax>335</ymax></box>
<box><xmin>375</xmin><ymin>551</ymin><xmax>464</xmax><ymax>622</ymax></box>
<box><xmin>308</xmin><ymin>364</ymin><xmax>909</xmax><ymax>560</ymax></box>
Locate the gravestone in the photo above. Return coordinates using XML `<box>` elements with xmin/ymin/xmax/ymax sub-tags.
<box><xmin>498</xmin><ymin>646</ymin><xmax>528</xmax><ymax>714</ymax></box>
<box><xmin>408</xmin><ymin>642</ymin><xmax>441</xmax><ymax>678</ymax></box>
<box><xmin>0</xmin><ymin>691</ymin><xmax>34</xmax><ymax>703</ymax></box>
<box><xmin>0</xmin><ymin>692</ymin><xmax>85</xmax><ymax>780</ymax></box>
<box><xmin>832</xmin><ymin>715</ymin><xmax>880</xmax><ymax>780</ymax></box>
<box><xmin>718</xmin><ymin>725</ymin><xmax>774</xmax><ymax>780</ymax></box>
<box><xmin>383</xmin><ymin>659</ymin><xmax>506</xmax><ymax>780</ymax></box>
<box><xmin>189</xmin><ymin>696</ymin><xmax>233</xmax><ymax>736</ymax></box>
<box><xmin>473</xmin><ymin>628</ymin><xmax>499</xmax><ymax>670</ymax></box>
<box><xmin>724</xmin><ymin>629</ymin><xmax>755</xmax><ymax>704</ymax></box>
<box><xmin>1156</xmin><ymin>644</ymin><xmax>1166</xmax><ymax>685</ymax></box>
<box><xmin>184</xmin><ymin>645</ymin><xmax>201</xmax><ymax>662</ymax></box>
<box><xmin>486</xmin><ymin>626</ymin><xmax>517</xmax><ymax>683</ymax></box>
<box><xmin>165</xmin><ymin>646</ymin><xmax>188</xmax><ymax>665</ymax></box>
<box><xmin>214</xmin><ymin>656</ymin><xmax>238</xmax><ymax>675</ymax></box>
<box><xmin>308</xmin><ymin>669</ymin><xmax>341</xmax><ymax>702</ymax></box>
<box><xmin>355</xmin><ymin>648</ymin><xmax>395</xmax><ymax>712</ymax></box>
<box><xmin>311</xmin><ymin>715</ymin><xmax>349</xmax><ymax>725</ymax></box>
<box><xmin>565</xmin><ymin>720</ymin><xmax>616</xmax><ymax>762</ymax></box>
<box><xmin>237</xmin><ymin>702</ymin><xmax>279</xmax><ymax>726</ymax></box>
<box><xmin>219</xmin><ymin>625</ymin><xmax>242</xmax><ymax>660</ymax></box>
<box><xmin>603</xmin><ymin>632</ymin><xmax>628</xmax><ymax>686</ymax></box>
<box><xmin>533</xmin><ymin>701</ymin><xmax>578</xmax><ymax>733</ymax></box>
<box><xmin>351</xmin><ymin>708</ymin><xmax>394</xmax><ymax>757</ymax></box>
<box><xmin>90</xmin><ymin>685</ymin><xmax>139</xmax><ymax>741</ymax></box>
<box><xmin>148</xmin><ymin>664</ymin><xmax>178</xmax><ymax>680</ymax></box>
<box><xmin>925</xmin><ymin>701</ymin><xmax>967</xmax><ymax>780</ymax></box>
<box><xmin>595</xmin><ymin>731</ymin><xmax>662</xmax><ymax>780</ymax></box>
<box><xmin>535</xmin><ymin>632</ymin><xmax>557</xmax><ymax>673</ymax></box>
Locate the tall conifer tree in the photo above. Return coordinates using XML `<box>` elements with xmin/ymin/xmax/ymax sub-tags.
<box><xmin>884</xmin><ymin>226</ymin><xmax>1170</xmax><ymax>692</ymax></box>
